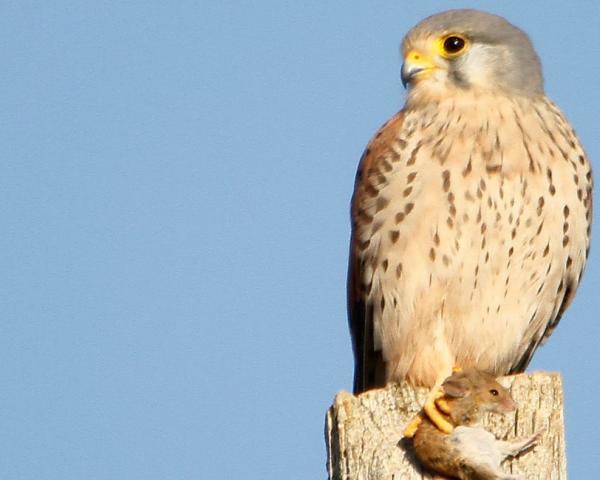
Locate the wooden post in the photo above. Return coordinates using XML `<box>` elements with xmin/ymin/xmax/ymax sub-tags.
<box><xmin>325</xmin><ymin>372</ymin><xmax>566</xmax><ymax>479</ymax></box>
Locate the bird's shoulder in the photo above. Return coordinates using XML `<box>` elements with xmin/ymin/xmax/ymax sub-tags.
<box><xmin>351</xmin><ymin>111</ymin><xmax>407</xmax><ymax>215</ymax></box>
<box><xmin>356</xmin><ymin>110</ymin><xmax>406</xmax><ymax>182</ymax></box>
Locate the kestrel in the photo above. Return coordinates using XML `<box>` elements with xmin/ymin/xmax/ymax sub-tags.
<box><xmin>348</xmin><ymin>9</ymin><xmax>592</xmax><ymax>430</ymax></box>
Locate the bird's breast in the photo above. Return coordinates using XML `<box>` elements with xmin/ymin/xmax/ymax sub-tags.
<box><xmin>352</xmin><ymin>95</ymin><xmax>591</xmax><ymax>385</ymax></box>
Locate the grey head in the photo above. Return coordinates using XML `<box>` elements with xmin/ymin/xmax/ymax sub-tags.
<box><xmin>401</xmin><ymin>9</ymin><xmax>544</xmax><ymax>96</ymax></box>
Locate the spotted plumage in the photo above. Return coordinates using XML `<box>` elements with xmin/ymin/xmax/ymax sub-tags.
<box><xmin>349</xmin><ymin>9</ymin><xmax>592</xmax><ymax>393</ymax></box>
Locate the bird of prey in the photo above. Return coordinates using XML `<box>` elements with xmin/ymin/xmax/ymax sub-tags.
<box><xmin>348</xmin><ymin>9</ymin><xmax>592</xmax><ymax>431</ymax></box>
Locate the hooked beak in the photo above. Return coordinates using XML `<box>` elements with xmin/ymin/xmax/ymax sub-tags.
<box><xmin>401</xmin><ymin>50</ymin><xmax>437</xmax><ymax>88</ymax></box>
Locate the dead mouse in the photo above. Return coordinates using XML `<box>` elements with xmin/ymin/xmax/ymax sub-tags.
<box><xmin>412</xmin><ymin>369</ymin><xmax>543</xmax><ymax>480</ymax></box>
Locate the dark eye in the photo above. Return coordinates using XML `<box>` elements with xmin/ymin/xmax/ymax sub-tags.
<box><xmin>443</xmin><ymin>36</ymin><xmax>466</xmax><ymax>54</ymax></box>
<box><xmin>489</xmin><ymin>389</ymin><xmax>499</xmax><ymax>396</ymax></box>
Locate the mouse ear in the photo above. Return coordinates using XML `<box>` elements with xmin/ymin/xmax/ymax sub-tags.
<box><xmin>441</xmin><ymin>375</ymin><xmax>470</xmax><ymax>398</ymax></box>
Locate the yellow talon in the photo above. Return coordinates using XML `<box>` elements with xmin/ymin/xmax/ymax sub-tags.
<box><xmin>403</xmin><ymin>413</ymin><xmax>423</xmax><ymax>438</ymax></box>
<box><xmin>404</xmin><ymin>388</ymin><xmax>453</xmax><ymax>438</ymax></box>
<box><xmin>435</xmin><ymin>397</ymin><xmax>451</xmax><ymax>415</ymax></box>
<box><xmin>405</xmin><ymin>367</ymin><xmax>461</xmax><ymax>438</ymax></box>
<box><xmin>424</xmin><ymin>394</ymin><xmax>454</xmax><ymax>434</ymax></box>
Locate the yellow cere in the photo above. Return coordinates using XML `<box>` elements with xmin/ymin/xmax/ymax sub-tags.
<box><xmin>405</xmin><ymin>50</ymin><xmax>437</xmax><ymax>70</ymax></box>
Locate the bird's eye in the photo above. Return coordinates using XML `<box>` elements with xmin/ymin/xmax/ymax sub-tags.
<box><xmin>489</xmin><ymin>389</ymin><xmax>499</xmax><ymax>396</ymax></box>
<box><xmin>442</xmin><ymin>35</ymin><xmax>467</xmax><ymax>56</ymax></box>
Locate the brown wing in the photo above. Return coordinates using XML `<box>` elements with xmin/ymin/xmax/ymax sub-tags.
<box><xmin>348</xmin><ymin>111</ymin><xmax>405</xmax><ymax>393</ymax></box>
<box><xmin>509</xmin><ymin>179</ymin><xmax>592</xmax><ymax>374</ymax></box>
<box><xmin>508</xmin><ymin>276</ymin><xmax>580</xmax><ymax>374</ymax></box>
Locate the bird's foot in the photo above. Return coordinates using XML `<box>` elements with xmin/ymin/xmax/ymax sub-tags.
<box><xmin>403</xmin><ymin>412</ymin><xmax>423</xmax><ymax>438</ymax></box>
<box><xmin>424</xmin><ymin>388</ymin><xmax>454</xmax><ymax>434</ymax></box>
<box><xmin>403</xmin><ymin>387</ymin><xmax>454</xmax><ymax>438</ymax></box>
<box><xmin>435</xmin><ymin>367</ymin><xmax>462</xmax><ymax>415</ymax></box>
<box><xmin>404</xmin><ymin>366</ymin><xmax>464</xmax><ymax>438</ymax></box>
<box><xmin>435</xmin><ymin>396</ymin><xmax>451</xmax><ymax>415</ymax></box>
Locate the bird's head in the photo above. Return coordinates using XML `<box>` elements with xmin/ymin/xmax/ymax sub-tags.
<box><xmin>401</xmin><ymin>9</ymin><xmax>544</xmax><ymax>103</ymax></box>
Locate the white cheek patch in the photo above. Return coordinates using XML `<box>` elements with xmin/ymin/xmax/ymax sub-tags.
<box><xmin>460</xmin><ymin>44</ymin><xmax>499</xmax><ymax>88</ymax></box>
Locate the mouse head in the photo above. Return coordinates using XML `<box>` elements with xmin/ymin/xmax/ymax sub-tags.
<box><xmin>442</xmin><ymin>369</ymin><xmax>516</xmax><ymax>421</ymax></box>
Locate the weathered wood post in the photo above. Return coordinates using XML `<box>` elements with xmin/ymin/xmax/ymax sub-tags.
<box><xmin>325</xmin><ymin>372</ymin><xmax>566</xmax><ymax>479</ymax></box>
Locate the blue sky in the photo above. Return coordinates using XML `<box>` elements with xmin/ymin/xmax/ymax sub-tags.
<box><xmin>1</xmin><ymin>1</ymin><xmax>599</xmax><ymax>478</ymax></box>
